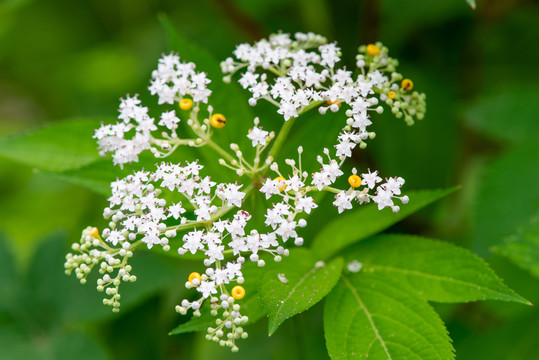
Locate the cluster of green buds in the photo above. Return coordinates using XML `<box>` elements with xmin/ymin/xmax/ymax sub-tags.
<box><xmin>357</xmin><ymin>42</ymin><xmax>427</xmax><ymax>125</ymax></box>
<box><xmin>64</xmin><ymin>226</ymin><xmax>137</xmax><ymax>312</ymax></box>
<box><xmin>175</xmin><ymin>272</ymin><xmax>249</xmax><ymax>352</ymax></box>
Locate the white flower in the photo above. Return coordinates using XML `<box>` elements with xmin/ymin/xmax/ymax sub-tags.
<box><xmin>333</xmin><ymin>191</ymin><xmax>354</xmax><ymax>213</ymax></box>
<box><xmin>296</xmin><ymin>196</ymin><xmax>318</xmax><ymax>214</ymax></box>
<box><xmin>362</xmin><ymin>169</ymin><xmax>382</xmax><ymax>189</ymax></box>
<box><xmin>372</xmin><ymin>188</ymin><xmax>395</xmax><ymax>210</ymax></box>
<box><xmin>247</xmin><ymin>126</ymin><xmax>269</xmax><ymax>147</ymax></box>
<box><xmin>197</xmin><ymin>280</ymin><xmax>217</xmax><ymax>298</ymax></box>
<box><xmin>259</xmin><ymin>178</ymin><xmax>281</xmax><ymax>199</ymax></box>
<box><xmin>381</xmin><ymin>177</ymin><xmax>405</xmax><ymax>195</ymax></box>
<box><xmin>182</xmin><ymin>230</ymin><xmax>205</xmax><ymax>254</ymax></box>
<box><xmin>158</xmin><ymin>110</ymin><xmax>181</xmax><ymax>130</ymax></box>
<box><xmin>217</xmin><ymin>184</ymin><xmax>245</xmax><ymax>208</ymax></box>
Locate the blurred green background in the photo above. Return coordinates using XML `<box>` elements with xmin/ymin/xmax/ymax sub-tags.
<box><xmin>1</xmin><ymin>0</ymin><xmax>539</xmax><ymax>359</ymax></box>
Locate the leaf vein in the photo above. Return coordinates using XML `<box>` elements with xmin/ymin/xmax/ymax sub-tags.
<box><xmin>342</xmin><ymin>275</ymin><xmax>392</xmax><ymax>360</ymax></box>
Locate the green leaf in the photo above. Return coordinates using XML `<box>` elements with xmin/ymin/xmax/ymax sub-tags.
<box><xmin>473</xmin><ymin>143</ymin><xmax>539</xmax><ymax>256</ymax></box>
<box><xmin>311</xmin><ymin>187</ymin><xmax>458</xmax><ymax>260</ymax></box>
<box><xmin>0</xmin><ymin>119</ymin><xmax>108</xmax><ymax>172</ymax></box>
<box><xmin>466</xmin><ymin>0</ymin><xmax>476</xmax><ymax>9</ymax></box>
<box><xmin>464</xmin><ymin>88</ymin><xmax>539</xmax><ymax>143</ymax></box>
<box><xmin>258</xmin><ymin>249</ymin><xmax>344</xmax><ymax>335</ymax></box>
<box><xmin>324</xmin><ymin>273</ymin><xmax>454</xmax><ymax>360</ymax></box>
<box><xmin>492</xmin><ymin>214</ymin><xmax>539</xmax><ymax>279</ymax></box>
<box><xmin>345</xmin><ymin>234</ymin><xmax>529</xmax><ymax>304</ymax></box>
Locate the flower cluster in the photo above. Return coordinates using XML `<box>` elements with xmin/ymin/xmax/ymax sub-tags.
<box><xmin>104</xmin><ymin>161</ymin><xmax>246</xmax><ymax>250</ymax></box>
<box><xmin>94</xmin><ymin>53</ymin><xmax>215</xmax><ymax>167</ymax></box>
<box><xmin>65</xmin><ymin>226</ymin><xmax>136</xmax><ymax>312</ymax></box>
<box><xmin>67</xmin><ymin>31</ymin><xmax>426</xmax><ymax>351</ymax></box>
<box><xmin>222</xmin><ymin>33</ymin><xmax>426</xmax><ymax>154</ymax></box>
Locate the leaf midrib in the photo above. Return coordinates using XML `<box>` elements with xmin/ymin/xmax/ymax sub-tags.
<box><xmin>342</xmin><ymin>275</ymin><xmax>392</xmax><ymax>360</ymax></box>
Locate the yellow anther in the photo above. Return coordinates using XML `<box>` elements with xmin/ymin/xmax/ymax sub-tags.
<box><xmin>401</xmin><ymin>79</ymin><xmax>413</xmax><ymax>91</ymax></box>
<box><xmin>348</xmin><ymin>175</ymin><xmax>362</xmax><ymax>188</ymax></box>
<box><xmin>179</xmin><ymin>98</ymin><xmax>193</xmax><ymax>111</ymax></box>
<box><xmin>366</xmin><ymin>44</ymin><xmax>381</xmax><ymax>56</ymax></box>
<box><xmin>274</xmin><ymin>176</ymin><xmax>287</xmax><ymax>192</ymax></box>
<box><xmin>231</xmin><ymin>285</ymin><xmax>245</xmax><ymax>300</ymax></box>
<box><xmin>387</xmin><ymin>91</ymin><xmax>397</xmax><ymax>99</ymax></box>
<box><xmin>210</xmin><ymin>113</ymin><xmax>227</xmax><ymax>129</ymax></box>
<box><xmin>188</xmin><ymin>272</ymin><xmax>202</xmax><ymax>285</ymax></box>
<box><xmin>326</xmin><ymin>99</ymin><xmax>341</xmax><ymax>108</ymax></box>
<box><xmin>89</xmin><ymin>227</ymin><xmax>99</xmax><ymax>238</ymax></box>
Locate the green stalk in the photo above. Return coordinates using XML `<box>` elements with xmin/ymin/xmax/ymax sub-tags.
<box><xmin>266</xmin><ymin>100</ymin><xmax>325</xmax><ymax>164</ymax></box>
<box><xmin>267</xmin><ymin>117</ymin><xmax>296</xmax><ymax>162</ymax></box>
<box><xmin>207</xmin><ymin>139</ymin><xmax>236</xmax><ymax>163</ymax></box>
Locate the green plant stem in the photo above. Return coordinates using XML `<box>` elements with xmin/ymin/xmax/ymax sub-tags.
<box><xmin>207</xmin><ymin>139</ymin><xmax>235</xmax><ymax>163</ymax></box>
<box><xmin>267</xmin><ymin>117</ymin><xmax>296</xmax><ymax>162</ymax></box>
<box><xmin>266</xmin><ymin>100</ymin><xmax>324</xmax><ymax>165</ymax></box>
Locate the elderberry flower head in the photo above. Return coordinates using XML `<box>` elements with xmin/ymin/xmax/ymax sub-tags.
<box><xmin>67</xmin><ymin>30</ymin><xmax>427</xmax><ymax>352</ymax></box>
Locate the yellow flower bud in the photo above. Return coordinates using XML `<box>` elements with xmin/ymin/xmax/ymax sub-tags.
<box><xmin>401</xmin><ymin>79</ymin><xmax>413</xmax><ymax>91</ymax></box>
<box><xmin>179</xmin><ymin>98</ymin><xmax>193</xmax><ymax>111</ymax></box>
<box><xmin>231</xmin><ymin>285</ymin><xmax>245</xmax><ymax>300</ymax></box>
<box><xmin>188</xmin><ymin>272</ymin><xmax>202</xmax><ymax>285</ymax></box>
<box><xmin>210</xmin><ymin>113</ymin><xmax>227</xmax><ymax>129</ymax></box>
<box><xmin>326</xmin><ymin>99</ymin><xmax>341</xmax><ymax>108</ymax></box>
<box><xmin>366</xmin><ymin>44</ymin><xmax>381</xmax><ymax>56</ymax></box>
<box><xmin>387</xmin><ymin>91</ymin><xmax>397</xmax><ymax>99</ymax></box>
<box><xmin>89</xmin><ymin>227</ymin><xmax>99</xmax><ymax>238</ymax></box>
<box><xmin>348</xmin><ymin>175</ymin><xmax>362</xmax><ymax>188</ymax></box>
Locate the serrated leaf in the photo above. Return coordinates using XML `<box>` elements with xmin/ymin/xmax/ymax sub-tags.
<box><xmin>311</xmin><ymin>187</ymin><xmax>458</xmax><ymax>260</ymax></box>
<box><xmin>258</xmin><ymin>249</ymin><xmax>344</xmax><ymax>335</ymax></box>
<box><xmin>0</xmin><ymin>119</ymin><xmax>109</xmax><ymax>172</ymax></box>
<box><xmin>344</xmin><ymin>234</ymin><xmax>529</xmax><ymax>304</ymax></box>
<box><xmin>324</xmin><ymin>273</ymin><xmax>454</xmax><ymax>360</ymax></box>
<box><xmin>492</xmin><ymin>214</ymin><xmax>539</xmax><ymax>279</ymax></box>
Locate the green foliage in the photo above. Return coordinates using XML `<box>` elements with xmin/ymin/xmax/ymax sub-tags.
<box><xmin>323</xmin><ymin>234</ymin><xmax>527</xmax><ymax>359</ymax></box>
<box><xmin>325</xmin><ymin>273</ymin><xmax>454</xmax><ymax>360</ymax></box>
<box><xmin>311</xmin><ymin>187</ymin><xmax>458</xmax><ymax>260</ymax></box>
<box><xmin>258</xmin><ymin>249</ymin><xmax>343</xmax><ymax>335</ymax></box>
<box><xmin>343</xmin><ymin>235</ymin><xmax>528</xmax><ymax>304</ymax></box>
<box><xmin>492</xmin><ymin>214</ymin><xmax>539</xmax><ymax>279</ymax></box>
<box><xmin>0</xmin><ymin>119</ymin><xmax>106</xmax><ymax>172</ymax></box>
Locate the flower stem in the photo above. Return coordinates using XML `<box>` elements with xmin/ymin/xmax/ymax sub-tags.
<box><xmin>267</xmin><ymin>117</ymin><xmax>296</xmax><ymax>162</ymax></box>
<box><xmin>207</xmin><ymin>139</ymin><xmax>236</xmax><ymax>163</ymax></box>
